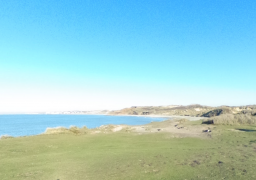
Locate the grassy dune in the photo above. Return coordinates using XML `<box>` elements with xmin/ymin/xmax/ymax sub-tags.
<box><xmin>211</xmin><ymin>114</ymin><xmax>256</xmax><ymax>125</ymax></box>
<box><xmin>1</xmin><ymin>121</ymin><xmax>256</xmax><ymax>180</ymax></box>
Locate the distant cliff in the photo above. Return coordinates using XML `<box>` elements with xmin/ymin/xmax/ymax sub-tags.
<box><xmin>45</xmin><ymin>110</ymin><xmax>110</xmax><ymax>115</ymax></box>
<box><xmin>108</xmin><ymin>104</ymin><xmax>256</xmax><ymax>117</ymax></box>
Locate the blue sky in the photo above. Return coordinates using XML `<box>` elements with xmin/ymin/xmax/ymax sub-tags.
<box><xmin>0</xmin><ymin>0</ymin><xmax>256</xmax><ymax>112</ymax></box>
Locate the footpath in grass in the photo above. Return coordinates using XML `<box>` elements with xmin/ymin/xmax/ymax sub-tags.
<box><xmin>0</xmin><ymin>124</ymin><xmax>256</xmax><ymax>180</ymax></box>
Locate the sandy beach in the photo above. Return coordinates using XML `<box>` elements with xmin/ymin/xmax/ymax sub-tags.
<box><xmin>107</xmin><ymin>114</ymin><xmax>208</xmax><ymax>121</ymax></box>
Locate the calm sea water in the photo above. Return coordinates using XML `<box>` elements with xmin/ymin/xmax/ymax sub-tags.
<box><xmin>0</xmin><ymin>114</ymin><xmax>167</xmax><ymax>137</ymax></box>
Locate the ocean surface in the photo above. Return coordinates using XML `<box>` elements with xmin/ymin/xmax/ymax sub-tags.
<box><xmin>0</xmin><ymin>114</ymin><xmax>167</xmax><ymax>137</ymax></box>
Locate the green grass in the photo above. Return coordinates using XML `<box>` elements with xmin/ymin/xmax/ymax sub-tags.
<box><xmin>1</xmin><ymin>124</ymin><xmax>256</xmax><ymax>180</ymax></box>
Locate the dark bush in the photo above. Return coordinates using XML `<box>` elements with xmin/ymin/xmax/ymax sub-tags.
<box><xmin>201</xmin><ymin>108</ymin><xmax>232</xmax><ymax>117</ymax></box>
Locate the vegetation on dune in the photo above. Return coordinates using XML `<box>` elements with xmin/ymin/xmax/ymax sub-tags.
<box><xmin>109</xmin><ymin>104</ymin><xmax>215</xmax><ymax>116</ymax></box>
<box><xmin>109</xmin><ymin>104</ymin><xmax>256</xmax><ymax>118</ymax></box>
<box><xmin>210</xmin><ymin>114</ymin><xmax>256</xmax><ymax>125</ymax></box>
<box><xmin>110</xmin><ymin>104</ymin><xmax>256</xmax><ymax>125</ymax></box>
<box><xmin>202</xmin><ymin>106</ymin><xmax>256</xmax><ymax>125</ymax></box>
<box><xmin>201</xmin><ymin>108</ymin><xmax>232</xmax><ymax>117</ymax></box>
<box><xmin>44</xmin><ymin>126</ymin><xmax>89</xmax><ymax>135</ymax></box>
<box><xmin>0</xmin><ymin>135</ymin><xmax>14</xmax><ymax>139</ymax></box>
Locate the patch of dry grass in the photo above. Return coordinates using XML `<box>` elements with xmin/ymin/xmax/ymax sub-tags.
<box><xmin>211</xmin><ymin>114</ymin><xmax>256</xmax><ymax>125</ymax></box>
<box><xmin>44</xmin><ymin>126</ymin><xmax>89</xmax><ymax>135</ymax></box>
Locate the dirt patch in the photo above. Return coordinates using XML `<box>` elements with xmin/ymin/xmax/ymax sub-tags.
<box><xmin>129</xmin><ymin>119</ymin><xmax>214</xmax><ymax>138</ymax></box>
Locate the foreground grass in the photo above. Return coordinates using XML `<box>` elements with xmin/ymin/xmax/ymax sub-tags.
<box><xmin>1</xmin><ymin>124</ymin><xmax>256</xmax><ymax>180</ymax></box>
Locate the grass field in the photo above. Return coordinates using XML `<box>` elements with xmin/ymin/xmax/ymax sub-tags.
<box><xmin>1</xmin><ymin>121</ymin><xmax>256</xmax><ymax>180</ymax></box>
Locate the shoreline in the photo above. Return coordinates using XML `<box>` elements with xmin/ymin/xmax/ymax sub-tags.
<box><xmin>107</xmin><ymin>114</ymin><xmax>208</xmax><ymax>121</ymax></box>
<box><xmin>0</xmin><ymin>114</ymin><xmax>206</xmax><ymax>138</ymax></box>
<box><xmin>0</xmin><ymin>113</ymin><xmax>208</xmax><ymax>122</ymax></box>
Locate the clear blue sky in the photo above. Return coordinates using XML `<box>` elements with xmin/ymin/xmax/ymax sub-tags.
<box><xmin>0</xmin><ymin>0</ymin><xmax>255</xmax><ymax>112</ymax></box>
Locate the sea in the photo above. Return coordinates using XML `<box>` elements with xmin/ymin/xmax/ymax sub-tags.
<box><xmin>0</xmin><ymin>114</ymin><xmax>167</xmax><ymax>137</ymax></box>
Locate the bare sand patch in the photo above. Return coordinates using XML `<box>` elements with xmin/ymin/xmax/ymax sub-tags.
<box><xmin>128</xmin><ymin>119</ymin><xmax>213</xmax><ymax>138</ymax></box>
<box><xmin>112</xmin><ymin>126</ymin><xmax>123</xmax><ymax>132</ymax></box>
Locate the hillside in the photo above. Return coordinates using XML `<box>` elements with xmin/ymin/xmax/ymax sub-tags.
<box><xmin>109</xmin><ymin>104</ymin><xmax>256</xmax><ymax>118</ymax></box>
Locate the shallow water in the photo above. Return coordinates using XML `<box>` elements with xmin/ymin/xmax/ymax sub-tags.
<box><xmin>0</xmin><ymin>114</ymin><xmax>167</xmax><ymax>137</ymax></box>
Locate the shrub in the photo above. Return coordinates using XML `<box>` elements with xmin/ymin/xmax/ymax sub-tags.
<box><xmin>69</xmin><ymin>126</ymin><xmax>81</xmax><ymax>134</ymax></box>
<box><xmin>201</xmin><ymin>108</ymin><xmax>232</xmax><ymax>117</ymax></box>
<box><xmin>0</xmin><ymin>135</ymin><xmax>13</xmax><ymax>139</ymax></box>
